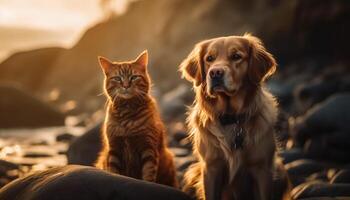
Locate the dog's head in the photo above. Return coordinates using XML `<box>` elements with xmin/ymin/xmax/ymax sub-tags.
<box><xmin>180</xmin><ymin>34</ymin><xmax>276</xmax><ymax>98</ymax></box>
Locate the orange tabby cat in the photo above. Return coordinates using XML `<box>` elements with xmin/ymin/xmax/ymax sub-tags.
<box><xmin>95</xmin><ymin>51</ymin><xmax>178</xmax><ymax>187</ymax></box>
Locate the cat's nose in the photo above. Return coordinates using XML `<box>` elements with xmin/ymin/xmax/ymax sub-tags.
<box><xmin>122</xmin><ymin>82</ymin><xmax>130</xmax><ymax>89</ymax></box>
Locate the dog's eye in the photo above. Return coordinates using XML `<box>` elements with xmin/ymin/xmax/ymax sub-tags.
<box><xmin>230</xmin><ymin>53</ymin><xmax>242</xmax><ymax>61</ymax></box>
<box><xmin>206</xmin><ymin>55</ymin><xmax>215</xmax><ymax>62</ymax></box>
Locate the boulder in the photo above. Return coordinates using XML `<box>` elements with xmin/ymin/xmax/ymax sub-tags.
<box><xmin>56</xmin><ymin>132</ymin><xmax>76</xmax><ymax>143</ymax></box>
<box><xmin>0</xmin><ymin>165</ymin><xmax>191</xmax><ymax>200</ymax></box>
<box><xmin>330</xmin><ymin>170</ymin><xmax>350</xmax><ymax>184</ymax></box>
<box><xmin>0</xmin><ymin>85</ymin><xmax>65</xmax><ymax>128</ymax></box>
<box><xmin>298</xmin><ymin>198</ymin><xmax>350</xmax><ymax>200</ymax></box>
<box><xmin>292</xmin><ymin>182</ymin><xmax>350</xmax><ymax>199</ymax></box>
<box><xmin>0</xmin><ymin>47</ymin><xmax>63</xmax><ymax>92</ymax></box>
<box><xmin>286</xmin><ymin>159</ymin><xmax>326</xmax><ymax>177</ymax></box>
<box><xmin>67</xmin><ymin>123</ymin><xmax>102</xmax><ymax>166</ymax></box>
<box><xmin>0</xmin><ymin>160</ymin><xmax>21</xmax><ymax>188</ymax></box>
<box><xmin>304</xmin><ymin>131</ymin><xmax>350</xmax><ymax>163</ymax></box>
<box><xmin>278</xmin><ymin>148</ymin><xmax>305</xmax><ymax>164</ymax></box>
<box><xmin>285</xmin><ymin>159</ymin><xmax>326</xmax><ymax>186</ymax></box>
<box><xmin>293</xmin><ymin>93</ymin><xmax>350</xmax><ymax>144</ymax></box>
<box><xmin>160</xmin><ymin>84</ymin><xmax>193</xmax><ymax>121</ymax></box>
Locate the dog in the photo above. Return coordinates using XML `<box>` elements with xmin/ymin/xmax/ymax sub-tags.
<box><xmin>180</xmin><ymin>34</ymin><xmax>289</xmax><ymax>200</ymax></box>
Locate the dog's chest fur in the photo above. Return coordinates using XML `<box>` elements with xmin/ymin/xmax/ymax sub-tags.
<box><xmin>206</xmin><ymin>119</ymin><xmax>266</xmax><ymax>183</ymax></box>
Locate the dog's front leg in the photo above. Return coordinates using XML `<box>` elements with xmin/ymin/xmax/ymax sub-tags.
<box><xmin>203</xmin><ymin>161</ymin><xmax>225</xmax><ymax>200</ymax></box>
<box><xmin>251</xmin><ymin>166</ymin><xmax>273</xmax><ymax>200</ymax></box>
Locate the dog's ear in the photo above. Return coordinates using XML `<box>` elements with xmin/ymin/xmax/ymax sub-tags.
<box><xmin>246</xmin><ymin>34</ymin><xmax>277</xmax><ymax>84</ymax></box>
<box><xmin>179</xmin><ymin>41</ymin><xmax>208</xmax><ymax>86</ymax></box>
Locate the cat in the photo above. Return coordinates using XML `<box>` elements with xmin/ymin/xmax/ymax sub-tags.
<box><xmin>95</xmin><ymin>50</ymin><xmax>178</xmax><ymax>187</ymax></box>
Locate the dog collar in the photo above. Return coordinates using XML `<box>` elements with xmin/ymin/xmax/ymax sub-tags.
<box><xmin>218</xmin><ymin>113</ymin><xmax>246</xmax><ymax>126</ymax></box>
<box><xmin>219</xmin><ymin>114</ymin><xmax>246</xmax><ymax>150</ymax></box>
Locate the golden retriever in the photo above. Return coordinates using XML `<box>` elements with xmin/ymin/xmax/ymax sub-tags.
<box><xmin>180</xmin><ymin>34</ymin><xmax>289</xmax><ymax>200</ymax></box>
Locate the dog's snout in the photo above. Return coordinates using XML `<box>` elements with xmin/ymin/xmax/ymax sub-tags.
<box><xmin>209</xmin><ymin>68</ymin><xmax>224</xmax><ymax>79</ymax></box>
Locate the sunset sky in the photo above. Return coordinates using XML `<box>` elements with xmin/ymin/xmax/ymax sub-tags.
<box><xmin>0</xmin><ymin>0</ymin><xmax>129</xmax><ymax>62</ymax></box>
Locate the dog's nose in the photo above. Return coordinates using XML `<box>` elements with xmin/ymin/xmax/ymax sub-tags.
<box><xmin>209</xmin><ymin>68</ymin><xmax>224</xmax><ymax>79</ymax></box>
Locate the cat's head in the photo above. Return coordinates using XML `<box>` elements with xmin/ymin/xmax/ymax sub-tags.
<box><xmin>98</xmin><ymin>50</ymin><xmax>151</xmax><ymax>100</ymax></box>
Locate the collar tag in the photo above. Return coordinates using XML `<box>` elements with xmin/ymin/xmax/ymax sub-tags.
<box><xmin>231</xmin><ymin>124</ymin><xmax>245</xmax><ymax>150</ymax></box>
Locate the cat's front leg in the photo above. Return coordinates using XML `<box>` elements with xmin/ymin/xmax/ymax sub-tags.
<box><xmin>141</xmin><ymin>149</ymin><xmax>159</xmax><ymax>182</ymax></box>
<box><xmin>107</xmin><ymin>153</ymin><xmax>121</xmax><ymax>174</ymax></box>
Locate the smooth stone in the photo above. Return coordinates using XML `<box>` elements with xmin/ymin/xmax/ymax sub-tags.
<box><xmin>0</xmin><ymin>165</ymin><xmax>191</xmax><ymax>200</ymax></box>
<box><xmin>170</xmin><ymin>147</ymin><xmax>190</xmax><ymax>157</ymax></box>
<box><xmin>67</xmin><ymin>123</ymin><xmax>102</xmax><ymax>166</ymax></box>
<box><xmin>292</xmin><ymin>181</ymin><xmax>350</xmax><ymax>199</ymax></box>
<box><xmin>23</xmin><ymin>152</ymin><xmax>52</xmax><ymax>158</ymax></box>
<box><xmin>330</xmin><ymin>170</ymin><xmax>350</xmax><ymax>184</ymax></box>
<box><xmin>56</xmin><ymin>133</ymin><xmax>75</xmax><ymax>142</ymax></box>
<box><xmin>278</xmin><ymin>148</ymin><xmax>305</xmax><ymax>164</ymax></box>
<box><xmin>293</xmin><ymin>93</ymin><xmax>350</xmax><ymax>144</ymax></box>
<box><xmin>0</xmin><ymin>85</ymin><xmax>65</xmax><ymax>128</ymax></box>
<box><xmin>286</xmin><ymin>159</ymin><xmax>326</xmax><ymax>177</ymax></box>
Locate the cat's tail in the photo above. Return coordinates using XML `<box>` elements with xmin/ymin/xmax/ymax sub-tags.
<box><xmin>183</xmin><ymin>162</ymin><xmax>204</xmax><ymax>200</ymax></box>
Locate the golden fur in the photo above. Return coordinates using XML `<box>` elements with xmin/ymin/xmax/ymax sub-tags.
<box><xmin>180</xmin><ymin>34</ymin><xmax>290</xmax><ymax>200</ymax></box>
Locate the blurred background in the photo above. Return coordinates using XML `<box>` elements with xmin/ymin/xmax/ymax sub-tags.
<box><xmin>0</xmin><ymin>0</ymin><xmax>349</xmax><ymax>198</ymax></box>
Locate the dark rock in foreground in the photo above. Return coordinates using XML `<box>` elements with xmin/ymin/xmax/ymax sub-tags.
<box><xmin>0</xmin><ymin>85</ymin><xmax>65</xmax><ymax>128</ymax></box>
<box><xmin>292</xmin><ymin>181</ymin><xmax>350</xmax><ymax>199</ymax></box>
<box><xmin>331</xmin><ymin>170</ymin><xmax>350</xmax><ymax>184</ymax></box>
<box><xmin>0</xmin><ymin>165</ymin><xmax>191</xmax><ymax>200</ymax></box>
<box><xmin>0</xmin><ymin>160</ymin><xmax>21</xmax><ymax>188</ymax></box>
<box><xmin>67</xmin><ymin>123</ymin><xmax>102</xmax><ymax>166</ymax></box>
<box><xmin>293</xmin><ymin>93</ymin><xmax>350</xmax><ymax>144</ymax></box>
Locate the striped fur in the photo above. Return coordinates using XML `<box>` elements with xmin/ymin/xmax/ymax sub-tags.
<box><xmin>95</xmin><ymin>51</ymin><xmax>178</xmax><ymax>187</ymax></box>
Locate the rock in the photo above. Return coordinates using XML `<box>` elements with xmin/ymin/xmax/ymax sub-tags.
<box><xmin>294</xmin><ymin>76</ymin><xmax>347</xmax><ymax>113</ymax></box>
<box><xmin>272</xmin><ymin>161</ymin><xmax>292</xmax><ymax>200</ymax></box>
<box><xmin>0</xmin><ymin>85</ymin><xmax>65</xmax><ymax>128</ymax></box>
<box><xmin>298</xmin><ymin>197</ymin><xmax>350</xmax><ymax>200</ymax></box>
<box><xmin>175</xmin><ymin>156</ymin><xmax>196</xmax><ymax>172</ymax></box>
<box><xmin>292</xmin><ymin>182</ymin><xmax>350</xmax><ymax>199</ymax></box>
<box><xmin>0</xmin><ymin>165</ymin><xmax>191</xmax><ymax>200</ymax></box>
<box><xmin>268</xmin><ymin>73</ymin><xmax>310</xmax><ymax>111</ymax></box>
<box><xmin>23</xmin><ymin>152</ymin><xmax>52</xmax><ymax>158</ymax></box>
<box><xmin>56</xmin><ymin>133</ymin><xmax>75</xmax><ymax>142</ymax></box>
<box><xmin>170</xmin><ymin>148</ymin><xmax>190</xmax><ymax>157</ymax></box>
<box><xmin>330</xmin><ymin>170</ymin><xmax>350</xmax><ymax>184</ymax></box>
<box><xmin>293</xmin><ymin>93</ymin><xmax>350</xmax><ymax>145</ymax></box>
<box><xmin>67</xmin><ymin>123</ymin><xmax>102</xmax><ymax>166</ymax></box>
<box><xmin>306</xmin><ymin>171</ymin><xmax>328</xmax><ymax>182</ymax></box>
<box><xmin>179</xmin><ymin>137</ymin><xmax>192</xmax><ymax>150</ymax></box>
<box><xmin>0</xmin><ymin>160</ymin><xmax>19</xmax><ymax>171</ymax></box>
<box><xmin>327</xmin><ymin>169</ymin><xmax>340</xmax><ymax>181</ymax></box>
<box><xmin>286</xmin><ymin>159</ymin><xmax>325</xmax><ymax>177</ymax></box>
<box><xmin>172</xmin><ymin>131</ymin><xmax>188</xmax><ymax>143</ymax></box>
<box><xmin>160</xmin><ymin>84</ymin><xmax>193</xmax><ymax>121</ymax></box>
<box><xmin>0</xmin><ymin>160</ymin><xmax>21</xmax><ymax>188</ymax></box>
<box><xmin>29</xmin><ymin>140</ymin><xmax>49</xmax><ymax>146</ymax></box>
<box><xmin>285</xmin><ymin>159</ymin><xmax>326</xmax><ymax>186</ymax></box>
<box><xmin>304</xmin><ymin>132</ymin><xmax>350</xmax><ymax>163</ymax></box>
<box><xmin>278</xmin><ymin>148</ymin><xmax>305</xmax><ymax>164</ymax></box>
<box><xmin>0</xmin><ymin>47</ymin><xmax>64</xmax><ymax>92</ymax></box>
<box><xmin>295</xmin><ymin>0</ymin><xmax>349</xmax><ymax>61</ymax></box>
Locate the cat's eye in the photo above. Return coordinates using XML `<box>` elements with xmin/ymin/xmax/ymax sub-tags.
<box><xmin>130</xmin><ymin>75</ymin><xmax>140</xmax><ymax>81</ymax></box>
<box><xmin>230</xmin><ymin>53</ymin><xmax>242</xmax><ymax>61</ymax></box>
<box><xmin>206</xmin><ymin>55</ymin><xmax>215</xmax><ymax>62</ymax></box>
<box><xmin>112</xmin><ymin>76</ymin><xmax>122</xmax><ymax>82</ymax></box>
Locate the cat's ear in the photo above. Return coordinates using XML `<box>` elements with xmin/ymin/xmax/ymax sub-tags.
<box><xmin>98</xmin><ymin>56</ymin><xmax>113</xmax><ymax>74</ymax></box>
<box><xmin>134</xmin><ymin>50</ymin><xmax>148</xmax><ymax>71</ymax></box>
